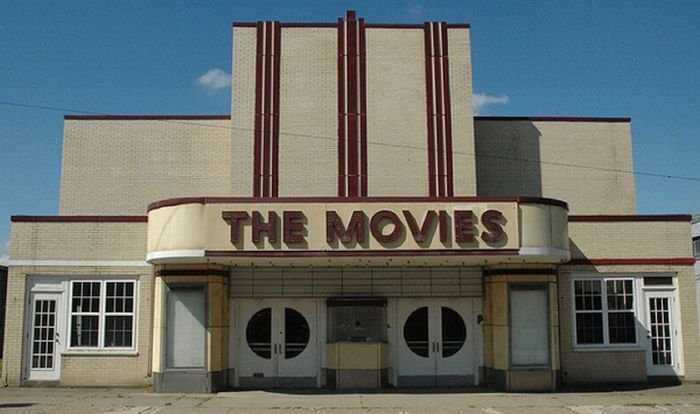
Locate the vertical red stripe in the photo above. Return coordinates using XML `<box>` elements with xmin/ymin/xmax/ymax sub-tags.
<box><xmin>346</xmin><ymin>17</ymin><xmax>358</xmax><ymax>197</ymax></box>
<box><xmin>337</xmin><ymin>18</ymin><xmax>346</xmax><ymax>197</ymax></box>
<box><xmin>272</xmin><ymin>22</ymin><xmax>281</xmax><ymax>197</ymax></box>
<box><xmin>441</xmin><ymin>23</ymin><xmax>454</xmax><ymax>196</ymax></box>
<box><xmin>252</xmin><ymin>22</ymin><xmax>264</xmax><ymax>197</ymax></box>
<box><xmin>359</xmin><ymin>18</ymin><xmax>368</xmax><ymax>196</ymax></box>
<box><xmin>433</xmin><ymin>23</ymin><xmax>445</xmax><ymax>197</ymax></box>
<box><xmin>262</xmin><ymin>22</ymin><xmax>273</xmax><ymax>197</ymax></box>
<box><xmin>424</xmin><ymin>23</ymin><xmax>436</xmax><ymax>197</ymax></box>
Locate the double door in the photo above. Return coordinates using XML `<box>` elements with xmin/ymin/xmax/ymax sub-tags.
<box><xmin>396</xmin><ymin>299</ymin><xmax>477</xmax><ymax>386</ymax></box>
<box><xmin>236</xmin><ymin>300</ymin><xmax>318</xmax><ymax>388</ymax></box>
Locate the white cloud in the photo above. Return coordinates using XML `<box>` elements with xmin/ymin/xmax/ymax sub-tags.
<box><xmin>0</xmin><ymin>239</ymin><xmax>8</xmax><ymax>266</ymax></box>
<box><xmin>196</xmin><ymin>68</ymin><xmax>232</xmax><ymax>90</ymax></box>
<box><xmin>407</xmin><ymin>4</ymin><xmax>423</xmax><ymax>19</ymax></box>
<box><xmin>473</xmin><ymin>92</ymin><xmax>510</xmax><ymax>114</ymax></box>
<box><xmin>407</xmin><ymin>4</ymin><xmax>424</xmax><ymax>18</ymax></box>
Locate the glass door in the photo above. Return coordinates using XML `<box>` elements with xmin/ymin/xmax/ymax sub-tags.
<box><xmin>645</xmin><ymin>291</ymin><xmax>680</xmax><ymax>376</ymax></box>
<box><xmin>27</xmin><ymin>293</ymin><xmax>63</xmax><ymax>381</ymax></box>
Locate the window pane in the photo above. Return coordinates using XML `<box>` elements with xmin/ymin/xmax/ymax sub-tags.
<box><xmin>608</xmin><ymin>312</ymin><xmax>636</xmax><ymax>343</ymax></box>
<box><xmin>574</xmin><ymin>280</ymin><xmax>602</xmax><ymax>311</ymax></box>
<box><xmin>441</xmin><ymin>307</ymin><xmax>466</xmax><ymax>358</ymax></box>
<box><xmin>575</xmin><ymin>313</ymin><xmax>603</xmax><ymax>344</ymax></box>
<box><xmin>284</xmin><ymin>308</ymin><xmax>310</xmax><ymax>359</ymax></box>
<box><xmin>246</xmin><ymin>308</ymin><xmax>272</xmax><ymax>359</ymax></box>
<box><xmin>327</xmin><ymin>306</ymin><xmax>387</xmax><ymax>342</ymax></box>
<box><xmin>606</xmin><ymin>280</ymin><xmax>633</xmax><ymax>310</ymax></box>
<box><xmin>105</xmin><ymin>316</ymin><xmax>133</xmax><ymax>347</ymax></box>
<box><xmin>71</xmin><ymin>315</ymin><xmax>99</xmax><ymax>347</ymax></box>
<box><xmin>403</xmin><ymin>307</ymin><xmax>429</xmax><ymax>358</ymax></box>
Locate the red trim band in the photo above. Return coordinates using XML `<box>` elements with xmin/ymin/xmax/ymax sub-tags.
<box><xmin>338</xmin><ymin>11</ymin><xmax>368</xmax><ymax>197</ymax></box>
<box><xmin>147</xmin><ymin>195</ymin><xmax>569</xmax><ymax>211</ymax></box>
<box><xmin>235</xmin><ymin>23</ymin><xmax>471</xmax><ymax>29</ymax></box>
<box><xmin>569</xmin><ymin>215</ymin><xmax>691</xmax><ymax>222</ymax></box>
<box><xmin>425</xmin><ymin>22</ymin><xmax>453</xmax><ymax>196</ymax></box>
<box><xmin>424</xmin><ymin>23</ymin><xmax>436</xmax><ymax>196</ymax></box>
<box><xmin>474</xmin><ymin>116</ymin><xmax>631</xmax><ymax>123</ymax></box>
<box><xmin>232</xmin><ymin>22</ymin><xmax>471</xmax><ymax>29</ymax></box>
<box><xmin>64</xmin><ymin>115</ymin><xmax>230</xmax><ymax>120</ymax></box>
<box><xmin>12</xmin><ymin>215</ymin><xmax>147</xmax><ymax>223</ymax></box>
<box><xmin>252</xmin><ymin>21</ymin><xmax>281</xmax><ymax>197</ymax></box>
<box><xmin>337</xmin><ymin>17</ymin><xmax>346</xmax><ymax>197</ymax></box>
<box><xmin>206</xmin><ymin>249</ymin><xmax>519</xmax><ymax>258</ymax></box>
<box><xmin>568</xmin><ymin>258</ymin><xmax>695</xmax><ymax>266</ymax></box>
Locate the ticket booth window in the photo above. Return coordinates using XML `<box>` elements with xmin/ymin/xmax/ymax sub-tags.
<box><xmin>327</xmin><ymin>298</ymin><xmax>387</xmax><ymax>342</ymax></box>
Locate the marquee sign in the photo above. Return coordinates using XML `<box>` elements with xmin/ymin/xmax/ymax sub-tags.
<box><xmin>146</xmin><ymin>197</ymin><xmax>571</xmax><ymax>264</ymax></box>
<box><xmin>221</xmin><ymin>208</ymin><xmax>509</xmax><ymax>248</ymax></box>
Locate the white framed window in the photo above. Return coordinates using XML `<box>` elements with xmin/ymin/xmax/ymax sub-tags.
<box><xmin>573</xmin><ymin>278</ymin><xmax>636</xmax><ymax>346</ymax></box>
<box><xmin>69</xmin><ymin>280</ymin><xmax>137</xmax><ymax>350</ymax></box>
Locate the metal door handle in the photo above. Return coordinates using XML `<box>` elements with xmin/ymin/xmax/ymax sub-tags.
<box><xmin>436</xmin><ymin>342</ymin><xmax>440</xmax><ymax>353</ymax></box>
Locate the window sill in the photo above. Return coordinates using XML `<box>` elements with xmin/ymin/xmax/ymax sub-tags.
<box><xmin>573</xmin><ymin>346</ymin><xmax>643</xmax><ymax>353</ymax></box>
<box><xmin>62</xmin><ymin>350</ymin><xmax>139</xmax><ymax>356</ymax></box>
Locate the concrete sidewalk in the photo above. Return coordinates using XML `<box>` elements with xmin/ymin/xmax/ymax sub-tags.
<box><xmin>1</xmin><ymin>384</ymin><xmax>700</xmax><ymax>413</ymax></box>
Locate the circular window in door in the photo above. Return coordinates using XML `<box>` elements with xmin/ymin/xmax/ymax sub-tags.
<box><xmin>403</xmin><ymin>306</ymin><xmax>429</xmax><ymax>357</ymax></box>
<box><xmin>284</xmin><ymin>308</ymin><xmax>310</xmax><ymax>359</ymax></box>
<box><xmin>246</xmin><ymin>307</ymin><xmax>272</xmax><ymax>359</ymax></box>
<box><xmin>441</xmin><ymin>306</ymin><xmax>466</xmax><ymax>357</ymax></box>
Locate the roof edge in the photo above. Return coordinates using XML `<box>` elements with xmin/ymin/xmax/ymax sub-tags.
<box><xmin>569</xmin><ymin>214</ymin><xmax>692</xmax><ymax>222</ymax></box>
<box><xmin>64</xmin><ymin>115</ymin><xmax>231</xmax><ymax>121</ymax></box>
<box><xmin>475</xmin><ymin>116</ymin><xmax>631</xmax><ymax>123</ymax></box>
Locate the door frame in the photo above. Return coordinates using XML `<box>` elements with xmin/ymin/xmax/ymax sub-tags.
<box><xmin>24</xmin><ymin>278</ymin><xmax>67</xmax><ymax>382</ymax></box>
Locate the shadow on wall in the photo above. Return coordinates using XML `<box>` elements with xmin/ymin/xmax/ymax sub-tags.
<box><xmin>474</xmin><ymin>119</ymin><xmax>542</xmax><ymax>197</ymax></box>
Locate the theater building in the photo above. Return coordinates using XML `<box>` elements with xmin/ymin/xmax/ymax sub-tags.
<box><xmin>3</xmin><ymin>11</ymin><xmax>698</xmax><ymax>392</ymax></box>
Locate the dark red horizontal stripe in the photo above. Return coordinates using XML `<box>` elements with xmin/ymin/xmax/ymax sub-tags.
<box><xmin>567</xmin><ymin>258</ymin><xmax>695</xmax><ymax>266</ymax></box>
<box><xmin>569</xmin><ymin>215</ymin><xmax>691</xmax><ymax>222</ymax></box>
<box><xmin>234</xmin><ymin>23</ymin><xmax>470</xmax><ymax>29</ymax></box>
<box><xmin>474</xmin><ymin>116</ymin><xmax>631</xmax><ymax>123</ymax></box>
<box><xmin>11</xmin><ymin>215</ymin><xmax>147</xmax><ymax>223</ymax></box>
<box><xmin>148</xmin><ymin>196</ymin><xmax>569</xmax><ymax>211</ymax></box>
<box><xmin>206</xmin><ymin>249</ymin><xmax>519</xmax><ymax>258</ymax></box>
<box><xmin>64</xmin><ymin>115</ymin><xmax>231</xmax><ymax>120</ymax></box>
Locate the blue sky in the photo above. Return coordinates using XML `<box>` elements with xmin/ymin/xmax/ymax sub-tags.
<box><xmin>1</xmin><ymin>1</ymin><xmax>699</xmax><ymax>263</ymax></box>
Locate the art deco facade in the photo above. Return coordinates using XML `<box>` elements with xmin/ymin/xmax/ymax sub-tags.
<box><xmin>3</xmin><ymin>11</ymin><xmax>697</xmax><ymax>392</ymax></box>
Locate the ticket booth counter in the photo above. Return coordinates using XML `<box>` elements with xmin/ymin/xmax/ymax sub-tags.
<box><xmin>326</xmin><ymin>298</ymin><xmax>389</xmax><ymax>389</ymax></box>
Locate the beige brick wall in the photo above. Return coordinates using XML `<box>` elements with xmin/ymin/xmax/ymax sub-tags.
<box><xmin>475</xmin><ymin>120</ymin><xmax>636</xmax><ymax>214</ymax></box>
<box><xmin>11</xmin><ymin>221</ymin><xmax>147</xmax><ymax>261</ymax></box>
<box><xmin>2</xmin><ymin>267</ymin><xmax>27</xmax><ymax>386</ymax></box>
<box><xmin>231</xmin><ymin>27</ymin><xmax>256</xmax><ymax>196</ymax></box>
<box><xmin>569</xmin><ymin>220</ymin><xmax>693</xmax><ymax>260</ymax></box>
<box><xmin>59</xmin><ymin>118</ymin><xmax>231</xmax><ymax>215</ymax></box>
<box><xmin>231</xmin><ymin>25</ymin><xmax>475</xmax><ymax>198</ymax></box>
<box><xmin>2</xmin><ymin>267</ymin><xmax>153</xmax><ymax>387</ymax></box>
<box><xmin>366</xmin><ymin>28</ymin><xmax>429</xmax><ymax>196</ymax></box>
<box><xmin>559</xmin><ymin>265</ymin><xmax>699</xmax><ymax>382</ymax></box>
<box><xmin>448</xmin><ymin>28</ymin><xmax>476</xmax><ymax>196</ymax></box>
<box><xmin>278</xmin><ymin>27</ymin><xmax>337</xmax><ymax>196</ymax></box>
<box><xmin>4</xmin><ymin>221</ymin><xmax>153</xmax><ymax>386</ymax></box>
<box><xmin>560</xmin><ymin>219</ymin><xmax>699</xmax><ymax>382</ymax></box>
